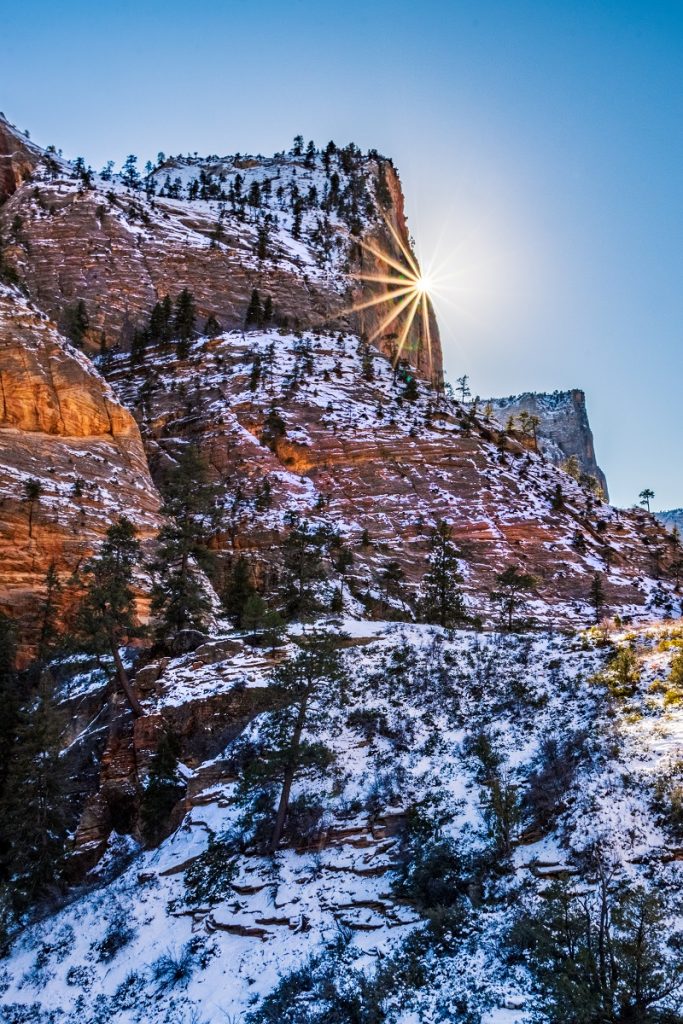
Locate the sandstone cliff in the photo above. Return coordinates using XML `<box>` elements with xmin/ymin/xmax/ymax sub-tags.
<box><xmin>0</xmin><ymin>123</ymin><xmax>440</xmax><ymax>381</ymax></box>
<box><xmin>488</xmin><ymin>389</ymin><xmax>609</xmax><ymax>498</ymax></box>
<box><xmin>0</xmin><ymin>113</ymin><xmax>41</xmax><ymax>204</ymax></box>
<box><xmin>0</xmin><ymin>285</ymin><xmax>161</xmax><ymax>659</ymax></box>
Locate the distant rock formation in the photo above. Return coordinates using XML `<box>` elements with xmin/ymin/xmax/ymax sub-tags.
<box><xmin>487</xmin><ymin>389</ymin><xmax>608</xmax><ymax>499</ymax></box>
<box><xmin>656</xmin><ymin>509</ymin><xmax>683</xmax><ymax>534</ymax></box>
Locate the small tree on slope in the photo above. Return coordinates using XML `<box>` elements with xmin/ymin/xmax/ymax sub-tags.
<box><xmin>240</xmin><ymin>632</ymin><xmax>344</xmax><ymax>854</ymax></box>
<box><xmin>76</xmin><ymin>517</ymin><xmax>145</xmax><ymax>717</ymax></box>
<box><xmin>151</xmin><ymin>446</ymin><xmax>219</xmax><ymax>637</ymax></box>
<box><xmin>418</xmin><ymin>520</ymin><xmax>466</xmax><ymax>628</ymax></box>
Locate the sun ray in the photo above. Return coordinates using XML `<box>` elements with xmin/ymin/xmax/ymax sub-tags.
<box><xmin>382</xmin><ymin>215</ymin><xmax>421</xmax><ymax>279</ymax></box>
<box><xmin>351</xmin><ymin>272</ymin><xmax>413</xmax><ymax>287</ymax></box>
<box><xmin>358</xmin><ymin>237</ymin><xmax>419</xmax><ymax>281</ymax></box>
<box><xmin>393</xmin><ymin>292</ymin><xmax>422</xmax><ymax>365</ymax></box>
<box><xmin>366</xmin><ymin>289</ymin><xmax>421</xmax><ymax>346</ymax></box>
<box><xmin>420</xmin><ymin>291</ymin><xmax>433</xmax><ymax>371</ymax></box>
<box><xmin>345</xmin><ymin>284</ymin><xmax>416</xmax><ymax>315</ymax></box>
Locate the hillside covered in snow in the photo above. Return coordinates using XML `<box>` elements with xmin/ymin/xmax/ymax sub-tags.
<box><xmin>1</xmin><ymin>112</ymin><xmax>683</xmax><ymax>1024</ymax></box>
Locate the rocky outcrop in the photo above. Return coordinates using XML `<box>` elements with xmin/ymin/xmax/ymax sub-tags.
<box><xmin>0</xmin><ymin>286</ymin><xmax>161</xmax><ymax>660</ymax></box>
<box><xmin>0</xmin><ymin>113</ymin><xmax>41</xmax><ymax>204</ymax></box>
<box><xmin>487</xmin><ymin>389</ymin><xmax>609</xmax><ymax>498</ymax></box>
<box><xmin>109</xmin><ymin>330</ymin><xmax>680</xmax><ymax>627</ymax></box>
<box><xmin>0</xmin><ymin>120</ymin><xmax>441</xmax><ymax>382</ymax></box>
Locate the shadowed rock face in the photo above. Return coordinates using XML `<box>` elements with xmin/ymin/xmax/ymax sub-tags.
<box><xmin>0</xmin><ymin>113</ymin><xmax>41</xmax><ymax>204</ymax></box>
<box><xmin>488</xmin><ymin>389</ymin><xmax>609</xmax><ymax>498</ymax></box>
<box><xmin>0</xmin><ymin>286</ymin><xmax>161</xmax><ymax>661</ymax></box>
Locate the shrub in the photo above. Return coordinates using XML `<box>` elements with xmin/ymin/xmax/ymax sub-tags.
<box><xmin>96</xmin><ymin>910</ymin><xmax>136</xmax><ymax>962</ymax></box>
<box><xmin>183</xmin><ymin>836</ymin><xmax>237</xmax><ymax>906</ymax></box>
<box><xmin>151</xmin><ymin>939</ymin><xmax>202</xmax><ymax>989</ymax></box>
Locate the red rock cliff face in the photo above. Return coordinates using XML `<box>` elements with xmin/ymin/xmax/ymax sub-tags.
<box><xmin>0</xmin><ymin>126</ymin><xmax>441</xmax><ymax>382</ymax></box>
<box><xmin>0</xmin><ymin>286</ymin><xmax>161</xmax><ymax>660</ymax></box>
<box><xmin>0</xmin><ymin>113</ymin><xmax>41</xmax><ymax>204</ymax></box>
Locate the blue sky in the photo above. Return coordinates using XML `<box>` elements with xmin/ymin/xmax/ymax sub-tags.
<box><xmin>2</xmin><ymin>0</ymin><xmax>682</xmax><ymax>509</ymax></box>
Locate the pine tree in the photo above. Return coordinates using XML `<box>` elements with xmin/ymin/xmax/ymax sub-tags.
<box><xmin>245</xmin><ymin>289</ymin><xmax>263</xmax><ymax>330</ymax></box>
<box><xmin>151</xmin><ymin>447</ymin><xmax>218</xmax><ymax>637</ymax></box>
<box><xmin>222</xmin><ymin>556</ymin><xmax>256</xmax><ymax>626</ymax></box>
<box><xmin>491</xmin><ymin>566</ymin><xmax>537</xmax><ymax>631</ymax></box>
<box><xmin>0</xmin><ymin>676</ymin><xmax>67</xmax><ymax>931</ymax></box>
<box><xmin>0</xmin><ymin>614</ymin><xmax>19</xmax><ymax>799</ymax></box>
<box><xmin>203</xmin><ymin>314</ymin><xmax>221</xmax><ymax>338</ymax></box>
<box><xmin>280</xmin><ymin>515</ymin><xmax>332</xmax><ymax>619</ymax></box>
<box><xmin>130</xmin><ymin>327</ymin><xmax>148</xmax><ymax>366</ymax></box>
<box><xmin>256</xmin><ymin>222</ymin><xmax>270</xmax><ymax>260</ymax></box>
<box><xmin>639</xmin><ymin>488</ymin><xmax>655</xmax><ymax>512</ymax></box>
<box><xmin>240</xmin><ymin>632</ymin><xmax>342</xmax><ymax>854</ymax></box>
<box><xmin>419</xmin><ymin>520</ymin><xmax>466</xmax><ymax>628</ymax></box>
<box><xmin>149</xmin><ymin>295</ymin><xmax>173</xmax><ymax>346</ymax></box>
<box><xmin>140</xmin><ymin>731</ymin><xmax>185</xmax><ymax>846</ymax></box>
<box><xmin>37</xmin><ymin>562</ymin><xmax>61</xmax><ymax>662</ymax></box>
<box><xmin>590</xmin><ymin>573</ymin><xmax>605</xmax><ymax>623</ymax></box>
<box><xmin>22</xmin><ymin>478</ymin><xmax>43</xmax><ymax>539</ymax></box>
<box><xmin>304</xmin><ymin>140</ymin><xmax>316</xmax><ymax>168</ymax></box>
<box><xmin>63</xmin><ymin>299</ymin><xmax>90</xmax><ymax>348</ymax></box>
<box><xmin>121</xmin><ymin>154</ymin><xmax>141</xmax><ymax>189</ymax></box>
<box><xmin>76</xmin><ymin>517</ymin><xmax>145</xmax><ymax>716</ymax></box>
<box><xmin>262</xmin><ymin>295</ymin><xmax>274</xmax><ymax>325</ymax></box>
<box><xmin>291</xmin><ymin>135</ymin><xmax>304</xmax><ymax>157</ymax></box>
<box><xmin>174</xmin><ymin>288</ymin><xmax>196</xmax><ymax>358</ymax></box>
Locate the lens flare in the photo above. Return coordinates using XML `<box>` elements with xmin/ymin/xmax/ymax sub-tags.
<box><xmin>342</xmin><ymin>214</ymin><xmax>439</xmax><ymax>379</ymax></box>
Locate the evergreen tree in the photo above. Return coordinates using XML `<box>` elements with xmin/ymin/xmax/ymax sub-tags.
<box><xmin>203</xmin><ymin>314</ymin><xmax>221</xmax><ymax>338</ymax></box>
<box><xmin>149</xmin><ymin>295</ymin><xmax>173</xmax><ymax>346</ymax></box>
<box><xmin>121</xmin><ymin>154</ymin><xmax>140</xmax><ymax>189</ymax></box>
<box><xmin>130</xmin><ymin>327</ymin><xmax>148</xmax><ymax>366</ymax></box>
<box><xmin>291</xmin><ymin>135</ymin><xmax>304</xmax><ymax>157</ymax></box>
<box><xmin>262</xmin><ymin>295</ymin><xmax>274</xmax><ymax>325</ymax></box>
<box><xmin>151</xmin><ymin>447</ymin><xmax>218</xmax><ymax>637</ymax></box>
<box><xmin>491</xmin><ymin>565</ymin><xmax>537</xmax><ymax>631</ymax></box>
<box><xmin>0</xmin><ymin>614</ymin><xmax>19</xmax><ymax>799</ymax></box>
<box><xmin>76</xmin><ymin>517</ymin><xmax>145</xmax><ymax>716</ymax></box>
<box><xmin>304</xmin><ymin>140</ymin><xmax>316</xmax><ymax>168</ymax></box>
<box><xmin>140</xmin><ymin>731</ymin><xmax>185</xmax><ymax>847</ymax></box>
<box><xmin>280</xmin><ymin>515</ymin><xmax>332</xmax><ymax>619</ymax></box>
<box><xmin>37</xmin><ymin>562</ymin><xmax>61</xmax><ymax>662</ymax></box>
<box><xmin>240</xmin><ymin>632</ymin><xmax>343</xmax><ymax>853</ymax></box>
<box><xmin>0</xmin><ymin>676</ymin><xmax>67</xmax><ymax>932</ymax></box>
<box><xmin>419</xmin><ymin>520</ymin><xmax>466</xmax><ymax>628</ymax></box>
<box><xmin>256</xmin><ymin>222</ymin><xmax>270</xmax><ymax>260</ymax></box>
<box><xmin>22</xmin><ymin>478</ymin><xmax>43</xmax><ymax>539</ymax></box>
<box><xmin>245</xmin><ymin>289</ymin><xmax>263</xmax><ymax>329</ymax></box>
<box><xmin>639</xmin><ymin>488</ymin><xmax>655</xmax><ymax>512</ymax></box>
<box><xmin>63</xmin><ymin>299</ymin><xmax>90</xmax><ymax>348</ymax></box>
<box><xmin>590</xmin><ymin>573</ymin><xmax>605</xmax><ymax>623</ymax></box>
<box><xmin>174</xmin><ymin>288</ymin><xmax>196</xmax><ymax>358</ymax></box>
<box><xmin>455</xmin><ymin>374</ymin><xmax>471</xmax><ymax>403</ymax></box>
<box><xmin>222</xmin><ymin>556</ymin><xmax>256</xmax><ymax>626</ymax></box>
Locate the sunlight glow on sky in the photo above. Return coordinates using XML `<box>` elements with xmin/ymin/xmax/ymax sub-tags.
<box><xmin>2</xmin><ymin>0</ymin><xmax>682</xmax><ymax>509</ymax></box>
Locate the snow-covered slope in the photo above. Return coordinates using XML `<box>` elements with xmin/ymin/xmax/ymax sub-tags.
<box><xmin>3</xmin><ymin>620</ymin><xmax>683</xmax><ymax>1023</ymax></box>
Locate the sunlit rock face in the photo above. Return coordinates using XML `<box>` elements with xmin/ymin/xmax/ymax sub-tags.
<box><xmin>0</xmin><ymin>119</ymin><xmax>441</xmax><ymax>381</ymax></box>
<box><xmin>487</xmin><ymin>389</ymin><xmax>609</xmax><ymax>498</ymax></box>
<box><xmin>0</xmin><ymin>286</ymin><xmax>161</xmax><ymax>661</ymax></box>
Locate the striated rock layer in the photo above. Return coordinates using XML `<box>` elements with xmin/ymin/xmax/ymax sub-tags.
<box><xmin>0</xmin><ymin>117</ymin><xmax>441</xmax><ymax>382</ymax></box>
<box><xmin>108</xmin><ymin>329</ymin><xmax>681</xmax><ymax>628</ymax></box>
<box><xmin>0</xmin><ymin>285</ymin><xmax>161</xmax><ymax>660</ymax></box>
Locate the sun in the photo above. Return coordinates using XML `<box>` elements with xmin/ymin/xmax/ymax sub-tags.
<box><xmin>344</xmin><ymin>214</ymin><xmax>437</xmax><ymax>377</ymax></box>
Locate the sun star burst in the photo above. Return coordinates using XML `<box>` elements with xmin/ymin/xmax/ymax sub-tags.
<box><xmin>344</xmin><ymin>215</ymin><xmax>438</xmax><ymax>378</ymax></box>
